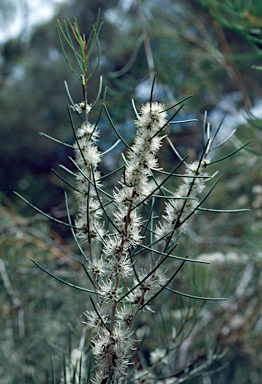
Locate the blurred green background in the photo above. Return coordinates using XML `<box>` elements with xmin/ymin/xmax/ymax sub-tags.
<box><xmin>0</xmin><ymin>0</ymin><xmax>261</xmax><ymax>383</ymax></box>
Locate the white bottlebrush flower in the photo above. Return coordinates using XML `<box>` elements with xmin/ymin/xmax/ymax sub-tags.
<box><xmin>77</xmin><ymin>121</ymin><xmax>99</xmax><ymax>141</ymax></box>
<box><xmin>135</xmin><ymin>102</ymin><xmax>167</xmax><ymax>134</ymax></box>
<box><xmin>109</xmin><ymin>101</ymin><xmax>168</xmax><ymax>249</ymax></box>
<box><xmin>127</xmin><ymin>267</ymin><xmax>168</xmax><ymax>305</ymax></box>
<box><xmin>73</xmin><ymin>116</ymin><xmax>105</xmax><ymax>243</ymax></box>
<box><xmin>90</xmin><ymin>256</ymin><xmax>108</xmax><ymax>278</ymax></box>
<box><xmin>83</xmin><ymin>309</ymin><xmax>108</xmax><ymax>330</ymax></box>
<box><xmin>125</xmin><ymin>102</ymin><xmax>167</xmax><ymax>184</ymax></box>
<box><xmin>107</xmin><ymin>254</ymin><xmax>133</xmax><ymax>279</ymax></box>
<box><xmin>113</xmin><ymin>208</ymin><xmax>143</xmax><ymax>247</ymax></box>
<box><xmin>71</xmin><ymin>101</ymin><xmax>92</xmax><ymax>114</ymax></box>
<box><xmin>132</xmin><ymin>134</ymin><xmax>163</xmax><ymax>156</ymax></box>
<box><xmin>84</xmin><ymin>102</ymin><xmax>169</xmax><ymax>382</ymax></box>
<box><xmin>98</xmin><ymin>279</ymin><xmax>123</xmax><ymax>303</ymax></box>
<box><xmin>71</xmin><ymin>101</ymin><xmax>86</xmax><ymax>113</ymax></box>
<box><xmin>116</xmin><ymin>306</ymin><xmax>134</xmax><ymax>326</ymax></box>
<box><xmin>90</xmin><ymin>326</ymin><xmax>133</xmax><ymax>381</ymax></box>
<box><xmin>112</xmin><ymin>323</ymin><xmax>134</xmax><ymax>354</ymax></box>
<box><xmin>79</xmin><ymin>101</ymin><xmax>173</xmax><ymax>382</ymax></box>
<box><xmin>74</xmin><ymin>140</ymin><xmax>102</xmax><ymax>168</ymax></box>
<box><xmin>102</xmin><ymin>235</ymin><xmax>129</xmax><ymax>258</ymax></box>
<box><xmin>92</xmin><ymin>328</ymin><xmax>112</xmax><ymax>359</ymax></box>
<box><xmin>75</xmin><ymin>211</ymin><xmax>105</xmax><ymax>241</ymax></box>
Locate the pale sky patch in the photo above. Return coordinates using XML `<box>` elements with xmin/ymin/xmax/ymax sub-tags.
<box><xmin>0</xmin><ymin>0</ymin><xmax>65</xmax><ymax>42</ymax></box>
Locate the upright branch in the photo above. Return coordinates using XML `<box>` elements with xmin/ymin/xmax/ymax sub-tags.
<box><xmin>45</xmin><ymin>16</ymin><xmax>249</xmax><ymax>384</ymax></box>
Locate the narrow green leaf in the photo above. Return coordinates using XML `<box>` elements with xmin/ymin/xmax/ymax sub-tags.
<box><xmin>163</xmin><ymin>94</ymin><xmax>193</xmax><ymax>113</ymax></box>
<box><xmin>209</xmin><ymin>141</ymin><xmax>251</xmax><ymax>164</ymax></box>
<box><xmin>29</xmin><ymin>258</ymin><xmax>97</xmax><ymax>294</ymax></box>
<box><xmin>103</xmin><ymin>104</ymin><xmax>132</xmax><ymax>150</ymax></box>
<box><xmin>199</xmin><ymin>207</ymin><xmax>249</xmax><ymax>213</ymax></box>
<box><xmin>14</xmin><ymin>191</ymin><xmax>76</xmax><ymax>229</ymax></box>
<box><xmin>136</xmin><ymin>244</ymin><xmax>209</xmax><ymax>264</ymax></box>
<box><xmin>140</xmin><ymin>258</ymin><xmax>187</xmax><ymax>310</ymax></box>
<box><xmin>39</xmin><ymin>132</ymin><xmax>73</xmax><ymax>148</ymax></box>
<box><xmin>64</xmin><ymin>190</ymin><xmax>89</xmax><ymax>263</ymax></box>
<box><xmin>164</xmin><ymin>286</ymin><xmax>227</xmax><ymax>301</ymax></box>
<box><xmin>52</xmin><ymin>168</ymin><xmax>79</xmax><ymax>192</ymax></box>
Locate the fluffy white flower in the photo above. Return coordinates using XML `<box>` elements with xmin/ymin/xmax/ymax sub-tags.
<box><xmin>116</xmin><ymin>306</ymin><xmax>134</xmax><ymax>326</ymax></box>
<box><xmin>98</xmin><ymin>279</ymin><xmax>123</xmax><ymax>302</ymax></box>
<box><xmin>71</xmin><ymin>101</ymin><xmax>92</xmax><ymax>114</ymax></box>
<box><xmin>108</xmin><ymin>255</ymin><xmax>133</xmax><ymax>279</ymax></box>
<box><xmin>75</xmin><ymin>213</ymin><xmax>105</xmax><ymax>241</ymax></box>
<box><xmin>74</xmin><ymin>141</ymin><xmax>102</xmax><ymax>168</ymax></box>
<box><xmin>73</xmin><ymin>113</ymin><xmax>105</xmax><ymax>244</ymax></box>
<box><xmin>127</xmin><ymin>267</ymin><xmax>167</xmax><ymax>305</ymax></box>
<box><xmin>71</xmin><ymin>101</ymin><xmax>86</xmax><ymax>113</ymax></box>
<box><xmin>135</xmin><ymin>102</ymin><xmax>167</xmax><ymax>134</ymax></box>
<box><xmin>77</xmin><ymin>101</ymin><xmax>171</xmax><ymax>383</ymax></box>
<box><xmin>83</xmin><ymin>310</ymin><xmax>108</xmax><ymax>330</ymax></box>
<box><xmin>77</xmin><ymin>122</ymin><xmax>99</xmax><ymax>141</ymax></box>
<box><xmin>90</xmin><ymin>326</ymin><xmax>133</xmax><ymax>380</ymax></box>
